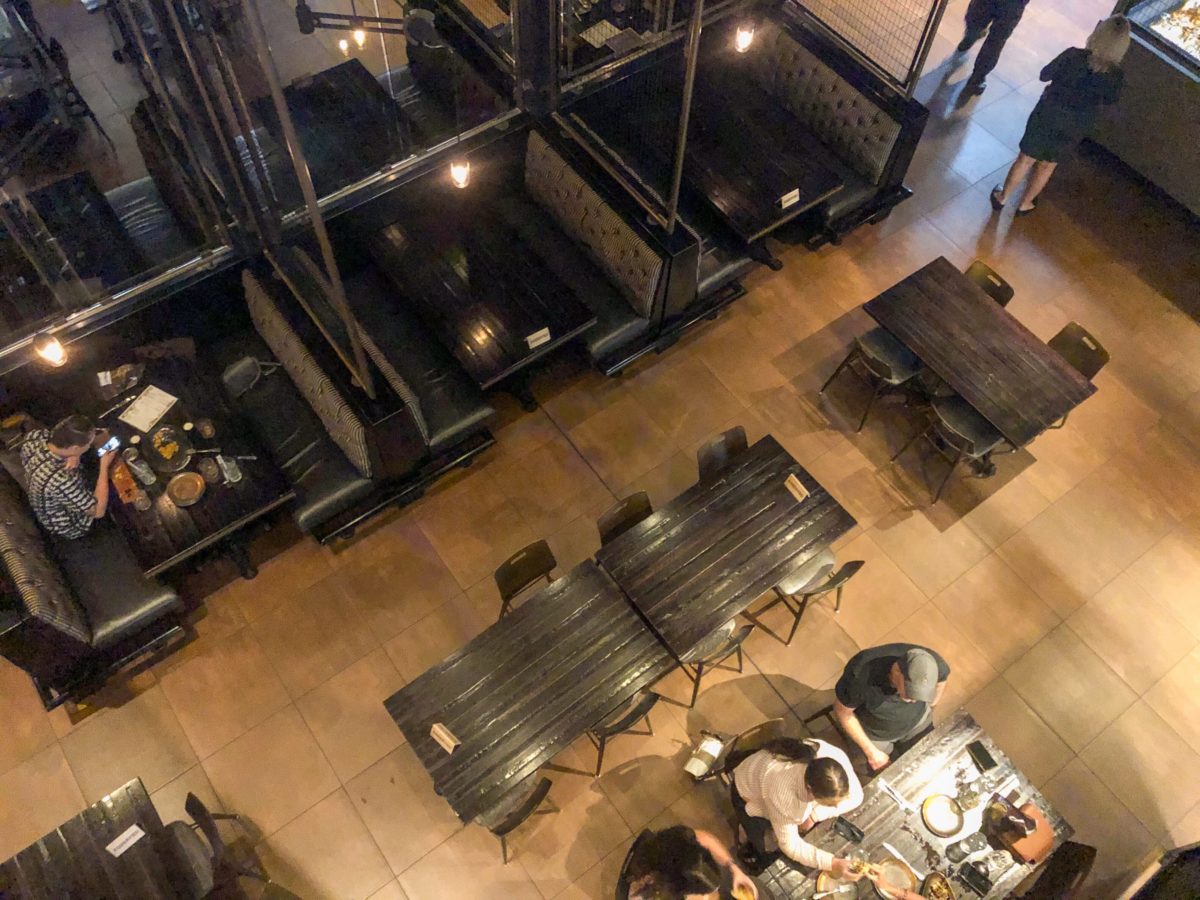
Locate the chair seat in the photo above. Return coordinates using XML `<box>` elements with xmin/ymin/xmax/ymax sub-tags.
<box><xmin>684</xmin><ymin>620</ymin><xmax>736</xmax><ymax>664</ymax></box>
<box><xmin>164</xmin><ymin>821</ymin><xmax>215</xmax><ymax>898</ymax></box>
<box><xmin>858</xmin><ymin>328</ymin><xmax>920</xmax><ymax>383</ymax></box>
<box><xmin>776</xmin><ymin>548</ymin><xmax>836</xmax><ymax>596</ymax></box>
<box><xmin>933</xmin><ymin>396</ymin><xmax>1004</xmax><ymax>454</ymax></box>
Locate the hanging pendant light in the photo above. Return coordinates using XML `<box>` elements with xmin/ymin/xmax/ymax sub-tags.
<box><xmin>734</xmin><ymin>22</ymin><xmax>755</xmax><ymax>53</ymax></box>
<box><xmin>32</xmin><ymin>332</ymin><xmax>67</xmax><ymax>367</ymax></box>
<box><xmin>449</xmin><ymin>159</ymin><xmax>471</xmax><ymax>189</ymax></box>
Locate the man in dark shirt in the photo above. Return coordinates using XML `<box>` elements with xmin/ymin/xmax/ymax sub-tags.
<box><xmin>833</xmin><ymin>643</ymin><xmax>951</xmax><ymax>772</ymax></box>
<box><xmin>957</xmin><ymin>0</ymin><xmax>1032</xmax><ymax>96</ymax></box>
<box><xmin>20</xmin><ymin>415</ymin><xmax>113</xmax><ymax>539</ymax></box>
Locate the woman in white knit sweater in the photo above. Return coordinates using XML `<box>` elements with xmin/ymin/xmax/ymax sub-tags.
<box><xmin>731</xmin><ymin>737</ymin><xmax>864</xmax><ymax>879</ymax></box>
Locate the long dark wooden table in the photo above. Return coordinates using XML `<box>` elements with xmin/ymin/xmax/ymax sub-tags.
<box><xmin>384</xmin><ymin>560</ymin><xmax>676</xmax><ymax>822</ymax></box>
<box><xmin>94</xmin><ymin>358</ymin><xmax>295</xmax><ymax>577</ymax></box>
<box><xmin>0</xmin><ymin>778</ymin><xmax>180</xmax><ymax>899</ymax></box>
<box><xmin>758</xmin><ymin>710</ymin><xmax>1073</xmax><ymax>900</ymax></box>
<box><xmin>864</xmin><ymin>257</ymin><xmax>1096</xmax><ymax>448</ymax></box>
<box><xmin>369</xmin><ymin>206</ymin><xmax>596</xmax><ymax>392</ymax></box>
<box><xmin>595</xmin><ymin>435</ymin><xmax>857</xmax><ymax>660</ymax></box>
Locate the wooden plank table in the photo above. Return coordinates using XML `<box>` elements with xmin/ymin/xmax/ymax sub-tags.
<box><xmin>864</xmin><ymin>257</ymin><xmax>1096</xmax><ymax>447</ymax></box>
<box><xmin>0</xmin><ymin>779</ymin><xmax>179</xmax><ymax>899</ymax></box>
<box><xmin>384</xmin><ymin>561</ymin><xmax>676</xmax><ymax>822</ymax></box>
<box><xmin>369</xmin><ymin>205</ymin><xmax>596</xmax><ymax>396</ymax></box>
<box><xmin>595</xmin><ymin>435</ymin><xmax>856</xmax><ymax>660</ymax></box>
<box><xmin>758</xmin><ymin>710</ymin><xmax>1073</xmax><ymax>900</ymax></box>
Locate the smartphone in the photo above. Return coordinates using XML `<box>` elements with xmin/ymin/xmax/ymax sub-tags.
<box><xmin>832</xmin><ymin>816</ymin><xmax>864</xmax><ymax>844</ymax></box>
<box><xmin>958</xmin><ymin>861</ymin><xmax>992</xmax><ymax>896</ymax></box>
<box><xmin>967</xmin><ymin>739</ymin><xmax>998</xmax><ymax>773</ymax></box>
<box><xmin>96</xmin><ymin>435</ymin><xmax>121</xmax><ymax>457</ymax></box>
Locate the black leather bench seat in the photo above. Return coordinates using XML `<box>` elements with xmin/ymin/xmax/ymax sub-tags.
<box><xmin>54</xmin><ymin>521</ymin><xmax>183</xmax><ymax>651</ymax></box>
<box><xmin>104</xmin><ymin>177</ymin><xmax>195</xmax><ymax>269</ymax></box>
<box><xmin>341</xmin><ymin>268</ymin><xmax>495</xmax><ymax>455</ymax></box>
<box><xmin>493</xmin><ymin>195</ymin><xmax>650</xmax><ymax>361</ymax></box>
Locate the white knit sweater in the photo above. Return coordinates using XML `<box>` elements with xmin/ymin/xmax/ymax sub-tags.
<box><xmin>732</xmin><ymin>740</ymin><xmax>863</xmax><ymax>870</ymax></box>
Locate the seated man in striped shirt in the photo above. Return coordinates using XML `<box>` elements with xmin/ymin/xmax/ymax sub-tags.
<box><xmin>731</xmin><ymin>738</ymin><xmax>863</xmax><ymax>878</ymax></box>
<box><xmin>20</xmin><ymin>415</ymin><xmax>114</xmax><ymax>539</ymax></box>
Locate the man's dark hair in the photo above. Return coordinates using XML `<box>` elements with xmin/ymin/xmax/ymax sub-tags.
<box><xmin>627</xmin><ymin>826</ymin><xmax>722</xmax><ymax>899</ymax></box>
<box><xmin>761</xmin><ymin>738</ymin><xmax>851</xmax><ymax>805</ymax></box>
<box><xmin>50</xmin><ymin>415</ymin><xmax>95</xmax><ymax>450</ymax></box>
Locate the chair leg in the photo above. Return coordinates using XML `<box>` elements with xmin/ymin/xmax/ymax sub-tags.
<box><xmin>500</xmin><ymin>834</ymin><xmax>509</xmax><ymax>865</ymax></box>
<box><xmin>820</xmin><ymin>349</ymin><xmax>857</xmax><ymax>394</ymax></box>
<box><xmin>644</xmin><ymin>714</ymin><xmax>655</xmax><ymax>737</ymax></box>
<box><xmin>932</xmin><ymin>447</ymin><xmax>966</xmax><ymax>504</ymax></box>
<box><xmin>891</xmin><ymin>420</ymin><xmax>930</xmax><ymax>462</ymax></box>
<box><xmin>785</xmin><ymin>595</ymin><xmax>811</xmax><ymax>645</ymax></box>
<box><xmin>857</xmin><ymin>381</ymin><xmax>885</xmax><ymax>432</ymax></box>
<box><xmin>594</xmin><ymin>736</ymin><xmax>607</xmax><ymax>777</ymax></box>
<box><xmin>497</xmin><ymin>598</ymin><xmax>511</xmax><ymax>621</ymax></box>
<box><xmin>834</xmin><ymin>584</ymin><xmax>844</xmax><ymax>613</ymax></box>
<box><xmin>735</xmin><ymin>645</ymin><xmax>744</xmax><ymax>673</ymax></box>
<box><xmin>689</xmin><ymin>662</ymin><xmax>705</xmax><ymax>708</ymax></box>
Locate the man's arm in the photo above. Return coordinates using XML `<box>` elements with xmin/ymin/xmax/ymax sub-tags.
<box><xmin>92</xmin><ymin>453</ymin><xmax>114</xmax><ymax>518</ymax></box>
<box><xmin>930</xmin><ymin>679</ymin><xmax>947</xmax><ymax>707</ymax></box>
<box><xmin>833</xmin><ymin>700</ymin><xmax>889</xmax><ymax>771</ymax></box>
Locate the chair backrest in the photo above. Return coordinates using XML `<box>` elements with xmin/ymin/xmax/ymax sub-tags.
<box><xmin>598</xmin><ymin>491</ymin><xmax>653</xmax><ymax>546</ymax></box>
<box><xmin>696</xmin><ymin>623</ymin><xmax>754</xmax><ymax>666</ymax></box>
<box><xmin>697</xmin><ymin>426</ymin><xmax>748</xmax><ymax>481</ymax></box>
<box><xmin>776</xmin><ymin>547</ymin><xmax>836</xmax><ymax>596</ymax></box>
<box><xmin>483</xmin><ymin>777</ymin><xmax>553</xmax><ymax>838</ymax></box>
<box><xmin>494</xmin><ymin>540</ymin><xmax>556</xmax><ymax>603</ymax></box>
<box><xmin>964</xmin><ymin>260</ymin><xmax>1014</xmax><ymax>308</ymax></box>
<box><xmin>615</xmin><ymin>830</ymin><xmax>654</xmax><ymax>900</ymax></box>
<box><xmin>1048</xmin><ymin>322</ymin><xmax>1109</xmax><ymax>381</ymax></box>
<box><xmin>184</xmin><ymin>792</ymin><xmax>228</xmax><ymax>872</ymax></box>
<box><xmin>728</xmin><ymin>718</ymin><xmax>787</xmax><ymax>763</ymax></box>
<box><xmin>592</xmin><ymin>690</ymin><xmax>659</xmax><ymax>739</ymax></box>
<box><xmin>1025</xmin><ymin>841</ymin><xmax>1097</xmax><ymax>899</ymax></box>
<box><xmin>819</xmin><ymin>559</ymin><xmax>865</xmax><ymax>593</ymax></box>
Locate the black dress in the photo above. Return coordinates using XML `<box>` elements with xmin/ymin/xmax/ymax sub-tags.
<box><xmin>1020</xmin><ymin>48</ymin><xmax>1124</xmax><ymax>163</ymax></box>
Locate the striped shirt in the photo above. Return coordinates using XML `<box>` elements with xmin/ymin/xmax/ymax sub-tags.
<box><xmin>733</xmin><ymin>740</ymin><xmax>863</xmax><ymax>870</ymax></box>
<box><xmin>20</xmin><ymin>430</ymin><xmax>96</xmax><ymax>539</ymax></box>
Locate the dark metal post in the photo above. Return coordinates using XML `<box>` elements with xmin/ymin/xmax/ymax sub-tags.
<box><xmin>239</xmin><ymin>0</ymin><xmax>375</xmax><ymax>399</ymax></box>
<box><xmin>665</xmin><ymin>0</ymin><xmax>705</xmax><ymax>234</ymax></box>
<box><xmin>513</xmin><ymin>0</ymin><xmax>559</xmax><ymax>115</ymax></box>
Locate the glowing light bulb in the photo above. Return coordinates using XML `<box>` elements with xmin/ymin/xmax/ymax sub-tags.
<box><xmin>32</xmin><ymin>332</ymin><xmax>67</xmax><ymax>367</ymax></box>
<box><xmin>734</xmin><ymin>23</ymin><xmax>755</xmax><ymax>53</ymax></box>
<box><xmin>449</xmin><ymin>159</ymin><xmax>470</xmax><ymax>189</ymax></box>
<box><xmin>353</xmin><ymin>27</ymin><xmax>366</xmax><ymax>48</ymax></box>
<box><xmin>338</xmin><ymin>38</ymin><xmax>349</xmax><ymax>55</ymax></box>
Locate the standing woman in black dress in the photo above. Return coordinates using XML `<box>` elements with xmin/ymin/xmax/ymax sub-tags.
<box><xmin>990</xmin><ymin>15</ymin><xmax>1131</xmax><ymax>216</ymax></box>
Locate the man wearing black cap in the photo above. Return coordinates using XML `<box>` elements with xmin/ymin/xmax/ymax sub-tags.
<box><xmin>958</xmin><ymin>0</ymin><xmax>1032</xmax><ymax>96</ymax></box>
<box><xmin>833</xmin><ymin>644</ymin><xmax>951</xmax><ymax>772</ymax></box>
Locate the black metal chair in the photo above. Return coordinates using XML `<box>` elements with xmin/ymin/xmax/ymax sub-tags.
<box><xmin>820</xmin><ymin>328</ymin><xmax>921</xmax><ymax>432</ymax></box>
<box><xmin>476</xmin><ymin>776</ymin><xmax>558</xmax><ymax>865</ymax></box>
<box><xmin>586</xmin><ymin>690</ymin><xmax>660</xmax><ymax>776</ymax></box>
<box><xmin>163</xmin><ymin>793</ymin><xmax>269</xmax><ymax>899</ymax></box>
<box><xmin>697</xmin><ymin>425</ymin><xmax>748</xmax><ymax>481</ymax></box>
<box><xmin>1018</xmin><ymin>841</ymin><xmax>1097</xmax><ymax>898</ymax></box>
<box><xmin>964</xmin><ymin>259</ymin><xmax>1014</xmax><ymax>308</ymax></box>
<box><xmin>743</xmin><ymin>549</ymin><xmax>835</xmax><ymax>643</ymax></box>
<box><xmin>760</xmin><ymin>556</ymin><xmax>865</xmax><ymax>645</ymax></box>
<box><xmin>615</xmin><ymin>829</ymin><xmax>654</xmax><ymax>900</ymax></box>
<box><xmin>680</xmin><ymin>622</ymin><xmax>755</xmax><ymax>708</ymax></box>
<box><xmin>1046</xmin><ymin>322</ymin><xmax>1109</xmax><ymax>429</ymax></box>
<box><xmin>494</xmin><ymin>539</ymin><xmax>557</xmax><ymax>620</ymax></box>
<box><xmin>598</xmin><ymin>491</ymin><xmax>653</xmax><ymax>546</ymax></box>
<box><xmin>892</xmin><ymin>395</ymin><xmax>1005</xmax><ymax>504</ymax></box>
<box><xmin>716</xmin><ymin>717</ymin><xmax>790</xmax><ymax>785</ymax></box>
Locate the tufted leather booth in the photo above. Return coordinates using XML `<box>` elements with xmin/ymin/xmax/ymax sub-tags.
<box><xmin>0</xmin><ymin>468</ymin><xmax>183</xmax><ymax>707</ymax></box>
<box><xmin>524</xmin><ymin>131</ymin><xmax>662</xmax><ymax>321</ymax></box>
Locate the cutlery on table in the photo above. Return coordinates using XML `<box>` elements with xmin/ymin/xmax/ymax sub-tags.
<box><xmin>877</xmin><ymin>779</ymin><xmax>917</xmax><ymax>815</ymax></box>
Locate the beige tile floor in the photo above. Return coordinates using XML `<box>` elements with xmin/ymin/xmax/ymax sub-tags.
<box><xmin>4</xmin><ymin>1</ymin><xmax>1200</xmax><ymax>897</ymax></box>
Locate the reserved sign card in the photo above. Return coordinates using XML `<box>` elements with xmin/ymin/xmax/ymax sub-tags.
<box><xmin>784</xmin><ymin>473</ymin><xmax>810</xmax><ymax>504</ymax></box>
<box><xmin>106</xmin><ymin>824</ymin><xmax>145</xmax><ymax>857</ymax></box>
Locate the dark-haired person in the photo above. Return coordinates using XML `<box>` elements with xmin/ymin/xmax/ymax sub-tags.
<box><xmin>834</xmin><ymin>644</ymin><xmax>950</xmax><ymax>773</ymax></box>
<box><xmin>731</xmin><ymin>738</ymin><xmax>863</xmax><ymax>879</ymax></box>
<box><xmin>20</xmin><ymin>415</ymin><xmax>113</xmax><ymax>539</ymax></box>
<box><xmin>625</xmin><ymin>825</ymin><xmax>758</xmax><ymax>900</ymax></box>
<box><xmin>957</xmin><ymin>0</ymin><xmax>1031</xmax><ymax>96</ymax></box>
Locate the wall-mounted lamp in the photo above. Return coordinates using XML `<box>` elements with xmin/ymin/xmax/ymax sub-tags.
<box><xmin>734</xmin><ymin>22</ymin><xmax>756</xmax><ymax>53</ymax></box>
<box><xmin>449</xmin><ymin>159</ymin><xmax>471</xmax><ymax>189</ymax></box>
<box><xmin>32</xmin><ymin>332</ymin><xmax>67</xmax><ymax>367</ymax></box>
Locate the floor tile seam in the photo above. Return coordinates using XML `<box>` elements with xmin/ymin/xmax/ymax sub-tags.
<box><xmin>0</xmin><ymin>729</ymin><xmax>60</xmax><ymax>783</ymax></box>
<box><xmin>1081</xmin><ymin>690</ymin><xmax>1200</xmax><ymax>801</ymax></box>
<box><xmin>1069</xmin><ymin>736</ymin><xmax>1186</xmax><ymax>844</ymax></box>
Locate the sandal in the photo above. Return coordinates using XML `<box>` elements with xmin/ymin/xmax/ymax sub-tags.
<box><xmin>989</xmin><ymin>187</ymin><xmax>1005</xmax><ymax>211</ymax></box>
<box><xmin>1015</xmin><ymin>197</ymin><xmax>1039</xmax><ymax>217</ymax></box>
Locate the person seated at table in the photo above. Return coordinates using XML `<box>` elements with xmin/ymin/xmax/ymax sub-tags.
<box><xmin>624</xmin><ymin>824</ymin><xmax>758</xmax><ymax>899</ymax></box>
<box><xmin>731</xmin><ymin>738</ymin><xmax>864</xmax><ymax>879</ymax></box>
<box><xmin>833</xmin><ymin>643</ymin><xmax>950</xmax><ymax>773</ymax></box>
<box><xmin>20</xmin><ymin>415</ymin><xmax>114</xmax><ymax>539</ymax></box>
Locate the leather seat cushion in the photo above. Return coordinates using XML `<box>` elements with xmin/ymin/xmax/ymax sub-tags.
<box><xmin>697</xmin><ymin>244</ymin><xmax>753</xmax><ymax>299</ymax></box>
<box><xmin>821</xmin><ymin>164</ymin><xmax>879</xmax><ymax>225</ymax></box>
<box><xmin>215</xmin><ymin>333</ymin><xmax>375</xmax><ymax>535</ymax></box>
<box><xmin>494</xmin><ymin>194</ymin><xmax>649</xmax><ymax>360</ymax></box>
<box><xmin>53</xmin><ymin>520</ymin><xmax>182</xmax><ymax>651</ymax></box>
<box><xmin>104</xmin><ymin>177</ymin><xmax>194</xmax><ymax>268</ymax></box>
<box><xmin>342</xmin><ymin>268</ymin><xmax>494</xmax><ymax>455</ymax></box>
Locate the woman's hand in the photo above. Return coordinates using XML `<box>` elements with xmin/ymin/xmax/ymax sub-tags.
<box><xmin>829</xmin><ymin>857</ymin><xmax>864</xmax><ymax>881</ymax></box>
<box><xmin>867</xmin><ymin>869</ymin><xmax>915</xmax><ymax>899</ymax></box>
<box><xmin>729</xmin><ymin>865</ymin><xmax>759</xmax><ymax>899</ymax></box>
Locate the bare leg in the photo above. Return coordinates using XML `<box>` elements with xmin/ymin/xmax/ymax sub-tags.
<box><xmin>1019</xmin><ymin>160</ymin><xmax>1058</xmax><ymax>210</ymax></box>
<box><xmin>996</xmin><ymin>153</ymin><xmax>1034</xmax><ymax>203</ymax></box>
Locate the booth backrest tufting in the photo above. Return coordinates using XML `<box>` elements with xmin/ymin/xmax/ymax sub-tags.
<box><xmin>0</xmin><ymin>473</ymin><xmax>91</xmax><ymax>643</ymax></box>
<box><xmin>242</xmin><ymin>270</ymin><xmax>374</xmax><ymax>478</ymax></box>
<box><xmin>524</xmin><ymin>131</ymin><xmax>662</xmax><ymax>320</ymax></box>
<box><xmin>747</xmin><ymin>21</ymin><xmax>901</xmax><ymax>184</ymax></box>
